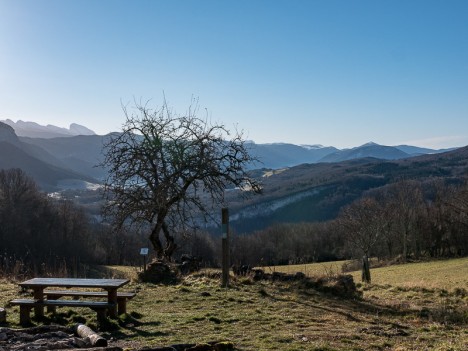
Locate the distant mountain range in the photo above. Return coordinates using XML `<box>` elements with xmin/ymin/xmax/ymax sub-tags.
<box><xmin>0</xmin><ymin>120</ymin><xmax>463</xmax><ymax>193</ymax></box>
<box><xmin>1</xmin><ymin>119</ymin><xmax>95</xmax><ymax>139</ymax></box>
<box><xmin>247</xmin><ymin>141</ymin><xmax>456</xmax><ymax>167</ymax></box>
<box><xmin>0</xmin><ymin>122</ymin><xmax>101</xmax><ymax>191</ymax></box>
<box><xmin>0</xmin><ymin>123</ymin><xmax>97</xmax><ymax>191</ymax></box>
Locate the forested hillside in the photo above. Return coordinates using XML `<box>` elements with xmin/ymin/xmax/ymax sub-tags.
<box><xmin>226</xmin><ymin>146</ymin><xmax>468</xmax><ymax>233</ymax></box>
<box><xmin>1</xmin><ymin>125</ymin><xmax>467</xmax><ymax>274</ymax></box>
<box><xmin>0</xmin><ymin>169</ymin><xmax>149</xmax><ymax>277</ymax></box>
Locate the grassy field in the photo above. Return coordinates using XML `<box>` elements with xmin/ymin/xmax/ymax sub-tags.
<box><xmin>264</xmin><ymin>257</ymin><xmax>468</xmax><ymax>291</ymax></box>
<box><xmin>1</xmin><ymin>258</ymin><xmax>467</xmax><ymax>351</ymax></box>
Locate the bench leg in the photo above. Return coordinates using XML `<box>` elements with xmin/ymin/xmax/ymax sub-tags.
<box><xmin>95</xmin><ymin>308</ymin><xmax>107</xmax><ymax>324</ymax></box>
<box><xmin>117</xmin><ymin>298</ymin><xmax>126</xmax><ymax>315</ymax></box>
<box><xmin>19</xmin><ymin>306</ymin><xmax>32</xmax><ymax>326</ymax></box>
<box><xmin>46</xmin><ymin>296</ymin><xmax>59</xmax><ymax>314</ymax></box>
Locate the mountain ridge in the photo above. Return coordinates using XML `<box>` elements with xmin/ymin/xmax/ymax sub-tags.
<box><xmin>0</xmin><ymin>122</ymin><xmax>99</xmax><ymax>191</ymax></box>
<box><xmin>2</xmin><ymin>120</ymin><xmax>468</xmax><ymax>234</ymax></box>
<box><xmin>1</xmin><ymin>120</ymin><xmax>465</xmax><ymax>194</ymax></box>
<box><xmin>1</xmin><ymin>119</ymin><xmax>96</xmax><ymax>139</ymax></box>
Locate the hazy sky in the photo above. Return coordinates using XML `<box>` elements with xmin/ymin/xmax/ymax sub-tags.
<box><xmin>1</xmin><ymin>0</ymin><xmax>467</xmax><ymax>149</ymax></box>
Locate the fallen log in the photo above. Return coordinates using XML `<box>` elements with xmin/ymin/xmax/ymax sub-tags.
<box><xmin>73</xmin><ymin>323</ymin><xmax>108</xmax><ymax>347</ymax></box>
<box><xmin>0</xmin><ymin>307</ymin><xmax>6</xmax><ymax>323</ymax></box>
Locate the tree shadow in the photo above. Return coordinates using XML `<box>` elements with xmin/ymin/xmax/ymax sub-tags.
<box><xmin>111</xmin><ymin>320</ymin><xmax>171</xmax><ymax>339</ymax></box>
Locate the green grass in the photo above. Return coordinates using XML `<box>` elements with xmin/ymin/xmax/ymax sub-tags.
<box><xmin>1</xmin><ymin>258</ymin><xmax>467</xmax><ymax>351</ymax></box>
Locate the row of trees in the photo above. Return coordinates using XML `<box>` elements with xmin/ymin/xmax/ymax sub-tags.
<box><xmin>223</xmin><ymin>179</ymin><xmax>468</xmax><ymax>281</ymax></box>
<box><xmin>0</xmin><ymin>169</ymin><xmax>148</xmax><ymax>277</ymax></box>
<box><xmin>339</xmin><ymin>180</ymin><xmax>468</xmax><ymax>281</ymax></box>
<box><xmin>1</xmin><ymin>171</ymin><xmax>467</xmax><ymax>279</ymax></box>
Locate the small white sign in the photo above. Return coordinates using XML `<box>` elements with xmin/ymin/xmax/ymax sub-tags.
<box><xmin>140</xmin><ymin>248</ymin><xmax>149</xmax><ymax>255</ymax></box>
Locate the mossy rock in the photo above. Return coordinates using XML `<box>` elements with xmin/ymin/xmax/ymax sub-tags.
<box><xmin>138</xmin><ymin>260</ymin><xmax>179</xmax><ymax>284</ymax></box>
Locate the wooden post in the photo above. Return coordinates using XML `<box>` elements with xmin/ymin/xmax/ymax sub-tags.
<box><xmin>362</xmin><ymin>255</ymin><xmax>371</xmax><ymax>283</ymax></box>
<box><xmin>221</xmin><ymin>208</ymin><xmax>230</xmax><ymax>288</ymax></box>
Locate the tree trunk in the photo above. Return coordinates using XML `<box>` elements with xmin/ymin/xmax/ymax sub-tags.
<box><xmin>361</xmin><ymin>255</ymin><xmax>371</xmax><ymax>283</ymax></box>
<box><xmin>149</xmin><ymin>220</ymin><xmax>164</xmax><ymax>258</ymax></box>
<box><xmin>162</xmin><ymin>221</ymin><xmax>177</xmax><ymax>260</ymax></box>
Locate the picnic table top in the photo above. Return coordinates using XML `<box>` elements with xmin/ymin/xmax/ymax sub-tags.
<box><xmin>19</xmin><ymin>278</ymin><xmax>129</xmax><ymax>289</ymax></box>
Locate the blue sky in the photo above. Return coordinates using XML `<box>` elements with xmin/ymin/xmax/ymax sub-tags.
<box><xmin>1</xmin><ymin>0</ymin><xmax>467</xmax><ymax>149</ymax></box>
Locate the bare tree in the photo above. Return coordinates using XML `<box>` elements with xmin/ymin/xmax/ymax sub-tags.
<box><xmin>339</xmin><ymin>197</ymin><xmax>385</xmax><ymax>282</ymax></box>
<box><xmin>386</xmin><ymin>180</ymin><xmax>424</xmax><ymax>261</ymax></box>
<box><xmin>101</xmin><ymin>99</ymin><xmax>261</xmax><ymax>260</ymax></box>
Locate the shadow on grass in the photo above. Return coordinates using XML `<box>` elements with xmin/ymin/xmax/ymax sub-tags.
<box><xmin>111</xmin><ymin>320</ymin><xmax>171</xmax><ymax>339</ymax></box>
<box><xmin>264</xmin><ymin>282</ymin><xmax>414</xmax><ymax>327</ymax></box>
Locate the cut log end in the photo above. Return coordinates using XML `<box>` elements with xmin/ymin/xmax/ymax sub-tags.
<box><xmin>74</xmin><ymin>323</ymin><xmax>108</xmax><ymax>347</ymax></box>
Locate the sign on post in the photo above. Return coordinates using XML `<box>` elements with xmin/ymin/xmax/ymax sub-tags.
<box><xmin>140</xmin><ymin>248</ymin><xmax>149</xmax><ymax>272</ymax></box>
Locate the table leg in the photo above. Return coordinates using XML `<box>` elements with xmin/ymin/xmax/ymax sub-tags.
<box><xmin>33</xmin><ymin>287</ymin><xmax>44</xmax><ymax>318</ymax></box>
<box><xmin>107</xmin><ymin>288</ymin><xmax>118</xmax><ymax>318</ymax></box>
<box><xmin>117</xmin><ymin>297</ymin><xmax>126</xmax><ymax>315</ymax></box>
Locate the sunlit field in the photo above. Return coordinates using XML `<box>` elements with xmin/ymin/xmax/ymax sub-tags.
<box><xmin>265</xmin><ymin>257</ymin><xmax>468</xmax><ymax>291</ymax></box>
<box><xmin>1</xmin><ymin>257</ymin><xmax>467</xmax><ymax>350</ymax></box>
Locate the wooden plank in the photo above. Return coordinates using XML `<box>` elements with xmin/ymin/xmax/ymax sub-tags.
<box><xmin>10</xmin><ymin>298</ymin><xmax>114</xmax><ymax>308</ymax></box>
<box><xmin>19</xmin><ymin>278</ymin><xmax>129</xmax><ymax>289</ymax></box>
<box><xmin>43</xmin><ymin>290</ymin><xmax>136</xmax><ymax>298</ymax></box>
<box><xmin>43</xmin><ymin>290</ymin><xmax>135</xmax><ymax>315</ymax></box>
<box><xmin>11</xmin><ymin>299</ymin><xmax>115</xmax><ymax>326</ymax></box>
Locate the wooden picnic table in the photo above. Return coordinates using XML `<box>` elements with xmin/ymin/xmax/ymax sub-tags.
<box><xmin>18</xmin><ymin>278</ymin><xmax>129</xmax><ymax>319</ymax></box>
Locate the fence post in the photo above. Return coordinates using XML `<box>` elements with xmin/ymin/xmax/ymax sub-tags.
<box><xmin>221</xmin><ymin>208</ymin><xmax>230</xmax><ymax>287</ymax></box>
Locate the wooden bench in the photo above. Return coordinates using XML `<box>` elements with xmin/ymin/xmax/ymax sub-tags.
<box><xmin>43</xmin><ymin>290</ymin><xmax>136</xmax><ymax>314</ymax></box>
<box><xmin>10</xmin><ymin>298</ymin><xmax>115</xmax><ymax>326</ymax></box>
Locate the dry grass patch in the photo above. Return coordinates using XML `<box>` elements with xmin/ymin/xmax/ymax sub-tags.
<box><xmin>1</xmin><ymin>258</ymin><xmax>467</xmax><ymax>350</ymax></box>
<box><xmin>261</xmin><ymin>260</ymin><xmax>350</xmax><ymax>277</ymax></box>
<box><xmin>348</xmin><ymin>257</ymin><xmax>468</xmax><ymax>290</ymax></box>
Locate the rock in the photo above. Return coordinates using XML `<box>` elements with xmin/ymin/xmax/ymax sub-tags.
<box><xmin>213</xmin><ymin>341</ymin><xmax>234</xmax><ymax>351</ymax></box>
<box><xmin>295</xmin><ymin>272</ymin><xmax>306</xmax><ymax>280</ymax></box>
<box><xmin>310</xmin><ymin>274</ymin><xmax>360</xmax><ymax>298</ymax></box>
<box><xmin>178</xmin><ymin>255</ymin><xmax>201</xmax><ymax>275</ymax></box>
<box><xmin>0</xmin><ymin>324</ymin><xmax>119</xmax><ymax>351</ymax></box>
<box><xmin>138</xmin><ymin>260</ymin><xmax>179</xmax><ymax>284</ymax></box>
